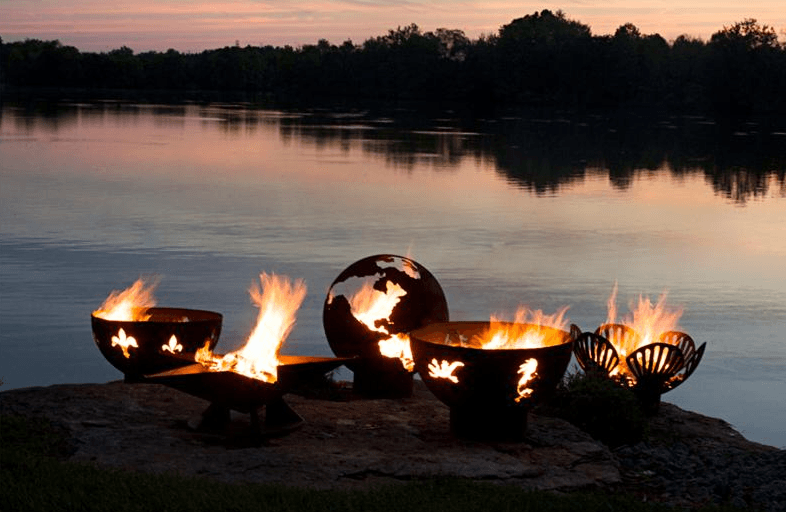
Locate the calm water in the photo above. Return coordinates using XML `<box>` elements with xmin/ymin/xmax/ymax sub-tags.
<box><xmin>1</xmin><ymin>100</ymin><xmax>785</xmax><ymax>448</ymax></box>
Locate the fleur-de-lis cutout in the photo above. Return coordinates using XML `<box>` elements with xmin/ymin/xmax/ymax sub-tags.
<box><xmin>428</xmin><ymin>358</ymin><xmax>465</xmax><ymax>383</ymax></box>
<box><xmin>111</xmin><ymin>328</ymin><xmax>138</xmax><ymax>359</ymax></box>
<box><xmin>515</xmin><ymin>358</ymin><xmax>538</xmax><ymax>403</ymax></box>
<box><xmin>161</xmin><ymin>335</ymin><xmax>183</xmax><ymax>354</ymax></box>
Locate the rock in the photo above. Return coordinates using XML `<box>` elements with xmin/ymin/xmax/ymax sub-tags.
<box><xmin>1</xmin><ymin>380</ymin><xmax>783</xmax><ymax>511</ymax></box>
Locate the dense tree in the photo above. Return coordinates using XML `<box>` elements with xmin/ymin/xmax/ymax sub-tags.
<box><xmin>2</xmin><ymin>13</ymin><xmax>784</xmax><ymax>114</ymax></box>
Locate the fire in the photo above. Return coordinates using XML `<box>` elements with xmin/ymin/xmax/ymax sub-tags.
<box><xmin>378</xmin><ymin>334</ymin><xmax>415</xmax><ymax>371</ymax></box>
<box><xmin>427</xmin><ymin>359</ymin><xmax>465</xmax><ymax>383</ymax></box>
<box><xmin>93</xmin><ymin>277</ymin><xmax>158</xmax><ymax>321</ymax></box>
<box><xmin>479</xmin><ymin>306</ymin><xmax>570</xmax><ymax>349</ymax></box>
<box><xmin>161</xmin><ymin>335</ymin><xmax>183</xmax><ymax>354</ymax></box>
<box><xmin>514</xmin><ymin>358</ymin><xmax>539</xmax><ymax>403</ymax></box>
<box><xmin>348</xmin><ymin>279</ymin><xmax>414</xmax><ymax>370</ymax></box>
<box><xmin>196</xmin><ymin>273</ymin><xmax>307</xmax><ymax>383</ymax></box>
<box><xmin>605</xmin><ymin>283</ymin><xmax>683</xmax><ymax>379</ymax></box>
<box><xmin>111</xmin><ymin>328</ymin><xmax>138</xmax><ymax>358</ymax></box>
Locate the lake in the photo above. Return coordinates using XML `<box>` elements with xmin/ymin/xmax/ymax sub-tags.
<box><xmin>1</xmin><ymin>99</ymin><xmax>785</xmax><ymax>448</ymax></box>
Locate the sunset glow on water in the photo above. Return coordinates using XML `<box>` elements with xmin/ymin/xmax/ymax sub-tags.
<box><xmin>1</xmin><ymin>102</ymin><xmax>785</xmax><ymax>448</ymax></box>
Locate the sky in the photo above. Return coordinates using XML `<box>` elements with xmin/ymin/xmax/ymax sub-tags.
<box><xmin>1</xmin><ymin>0</ymin><xmax>785</xmax><ymax>53</ymax></box>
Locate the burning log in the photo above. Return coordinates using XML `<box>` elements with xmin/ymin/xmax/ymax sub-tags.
<box><xmin>323</xmin><ymin>254</ymin><xmax>449</xmax><ymax>398</ymax></box>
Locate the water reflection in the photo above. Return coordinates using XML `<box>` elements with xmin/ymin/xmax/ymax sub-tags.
<box><xmin>4</xmin><ymin>100</ymin><xmax>784</xmax><ymax>204</ymax></box>
<box><xmin>2</xmin><ymin>100</ymin><xmax>785</xmax><ymax>447</ymax></box>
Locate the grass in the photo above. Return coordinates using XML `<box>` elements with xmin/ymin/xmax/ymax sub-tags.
<box><xmin>1</xmin><ymin>413</ymin><xmax>745</xmax><ymax>512</ymax></box>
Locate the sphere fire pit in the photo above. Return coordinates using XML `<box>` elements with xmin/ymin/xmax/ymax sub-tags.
<box><xmin>323</xmin><ymin>254</ymin><xmax>449</xmax><ymax>398</ymax></box>
<box><xmin>410</xmin><ymin>321</ymin><xmax>576</xmax><ymax>441</ymax></box>
<box><xmin>91</xmin><ymin>307</ymin><xmax>222</xmax><ymax>380</ymax></box>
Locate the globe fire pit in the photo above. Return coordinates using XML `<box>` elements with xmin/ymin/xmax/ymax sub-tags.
<box><xmin>92</xmin><ymin>279</ymin><xmax>222</xmax><ymax>380</ymax></box>
<box><xmin>573</xmin><ymin>287</ymin><xmax>706</xmax><ymax>413</ymax></box>
<box><xmin>410</xmin><ymin>319</ymin><xmax>577</xmax><ymax>441</ymax></box>
<box><xmin>323</xmin><ymin>254</ymin><xmax>449</xmax><ymax>398</ymax></box>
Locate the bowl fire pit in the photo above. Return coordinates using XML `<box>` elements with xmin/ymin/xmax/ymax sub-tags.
<box><xmin>410</xmin><ymin>321</ymin><xmax>577</xmax><ymax>441</ymax></box>
<box><xmin>91</xmin><ymin>307</ymin><xmax>222</xmax><ymax>380</ymax></box>
<box><xmin>323</xmin><ymin>254</ymin><xmax>449</xmax><ymax>397</ymax></box>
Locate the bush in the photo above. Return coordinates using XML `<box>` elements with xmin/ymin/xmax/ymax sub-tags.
<box><xmin>538</xmin><ymin>369</ymin><xmax>646</xmax><ymax>447</ymax></box>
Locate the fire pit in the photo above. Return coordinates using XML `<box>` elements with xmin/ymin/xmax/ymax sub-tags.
<box><xmin>574</xmin><ymin>324</ymin><xmax>705</xmax><ymax>413</ymax></box>
<box><xmin>323</xmin><ymin>254</ymin><xmax>449</xmax><ymax>397</ymax></box>
<box><xmin>573</xmin><ymin>287</ymin><xmax>706</xmax><ymax>413</ymax></box>
<box><xmin>91</xmin><ymin>307</ymin><xmax>222</xmax><ymax>380</ymax></box>
<box><xmin>144</xmin><ymin>355</ymin><xmax>352</xmax><ymax>437</ymax></box>
<box><xmin>410</xmin><ymin>320</ymin><xmax>577</xmax><ymax>441</ymax></box>
<box><xmin>140</xmin><ymin>272</ymin><xmax>351</xmax><ymax>439</ymax></box>
<box><xmin>91</xmin><ymin>278</ymin><xmax>222</xmax><ymax>380</ymax></box>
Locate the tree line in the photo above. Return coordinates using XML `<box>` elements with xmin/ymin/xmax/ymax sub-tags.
<box><xmin>2</xmin><ymin>10</ymin><xmax>785</xmax><ymax>115</ymax></box>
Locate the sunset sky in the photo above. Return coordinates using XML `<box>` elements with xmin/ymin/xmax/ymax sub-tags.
<box><xmin>2</xmin><ymin>0</ymin><xmax>785</xmax><ymax>53</ymax></box>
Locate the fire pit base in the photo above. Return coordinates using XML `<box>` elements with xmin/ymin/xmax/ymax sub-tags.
<box><xmin>187</xmin><ymin>399</ymin><xmax>304</xmax><ymax>441</ymax></box>
<box><xmin>352</xmin><ymin>360</ymin><xmax>413</xmax><ymax>398</ymax></box>
<box><xmin>450</xmin><ymin>406</ymin><xmax>528</xmax><ymax>442</ymax></box>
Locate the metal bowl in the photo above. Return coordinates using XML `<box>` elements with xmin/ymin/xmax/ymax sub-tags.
<box><xmin>91</xmin><ymin>307</ymin><xmax>222</xmax><ymax>380</ymax></box>
<box><xmin>410</xmin><ymin>321</ymin><xmax>575</xmax><ymax>440</ymax></box>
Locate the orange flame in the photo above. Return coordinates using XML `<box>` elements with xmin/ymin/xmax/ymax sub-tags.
<box><xmin>479</xmin><ymin>306</ymin><xmax>570</xmax><ymax>349</ymax></box>
<box><xmin>93</xmin><ymin>277</ymin><xmax>159</xmax><ymax>321</ymax></box>
<box><xmin>196</xmin><ymin>273</ymin><xmax>307</xmax><ymax>383</ymax></box>
<box><xmin>514</xmin><ymin>358</ymin><xmax>539</xmax><ymax>402</ymax></box>
<box><xmin>605</xmin><ymin>283</ymin><xmax>683</xmax><ymax>379</ymax></box>
<box><xmin>348</xmin><ymin>279</ymin><xmax>414</xmax><ymax>370</ymax></box>
<box><xmin>111</xmin><ymin>328</ymin><xmax>138</xmax><ymax>358</ymax></box>
<box><xmin>378</xmin><ymin>333</ymin><xmax>414</xmax><ymax>371</ymax></box>
<box><xmin>427</xmin><ymin>359</ymin><xmax>465</xmax><ymax>383</ymax></box>
<box><xmin>161</xmin><ymin>335</ymin><xmax>182</xmax><ymax>354</ymax></box>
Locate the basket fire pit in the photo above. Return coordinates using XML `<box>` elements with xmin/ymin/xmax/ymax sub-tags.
<box><xmin>323</xmin><ymin>254</ymin><xmax>449</xmax><ymax>397</ymax></box>
<box><xmin>573</xmin><ymin>287</ymin><xmax>706</xmax><ymax>413</ymax></box>
<box><xmin>410</xmin><ymin>321</ymin><xmax>577</xmax><ymax>441</ymax></box>
<box><xmin>574</xmin><ymin>324</ymin><xmax>705</xmax><ymax>413</ymax></box>
<box><xmin>91</xmin><ymin>307</ymin><xmax>222</xmax><ymax>381</ymax></box>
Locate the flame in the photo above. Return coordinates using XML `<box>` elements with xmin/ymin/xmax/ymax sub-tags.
<box><xmin>605</xmin><ymin>283</ymin><xmax>683</xmax><ymax>380</ymax></box>
<box><xmin>196</xmin><ymin>273</ymin><xmax>307</xmax><ymax>383</ymax></box>
<box><xmin>427</xmin><ymin>358</ymin><xmax>464</xmax><ymax>383</ymax></box>
<box><xmin>378</xmin><ymin>333</ymin><xmax>415</xmax><ymax>371</ymax></box>
<box><xmin>94</xmin><ymin>277</ymin><xmax>159</xmax><ymax>321</ymax></box>
<box><xmin>161</xmin><ymin>335</ymin><xmax>182</xmax><ymax>354</ymax></box>
<box><xmin>478</xmin><ymin>306</ymin><xmax>570</xmax><ymax>349</ymax></box>
<box><xmin>515</xmin><ymin>358</ymin><xmax>539</xmax><ymax>402</ymax></box>
<box><xmin>111</xmin><ymin>328</ymin><xmax>138</xmax><ymax>358</ymax></box>
<box><xmin>347</xmin><ymin>279</ymin><xmax>414</xmax><ymax>370</ymax></box>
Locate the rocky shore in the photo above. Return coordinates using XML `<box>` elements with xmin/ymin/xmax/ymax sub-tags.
<box><xmin>2</xmin><ymin>380</ymin><xmax>784</xmax><ymax>511</ymax></box>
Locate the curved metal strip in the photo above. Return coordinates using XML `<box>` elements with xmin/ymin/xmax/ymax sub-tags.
<box><xmin>659</xmin><ymin>331</ymin><xmax>696</xmax><ymax>361</ymax></box>
<box><xmin>569</xmin><ymin>324</ymin><xmax>583</xmax><ymax>342</ymax></box>
<box><xmin>595</xmin><ymin>323</ymin><xmax>641</xmax><ymax>349</ymax></box>
<box><xmin>573</xmin><ymin>332</ymin><xmax>619</xmax><ymax>374</ymax></box>
<box><xmin>627</xmin><ymin>343</ymin><xmax>685</xmax><ymax>383</ymax></box>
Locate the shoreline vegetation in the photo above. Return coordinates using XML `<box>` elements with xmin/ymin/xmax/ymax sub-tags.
<box><xmin>2</xmin><ymin>10</ymin><xmax>786</xmax><ymax>116</ymax></box>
